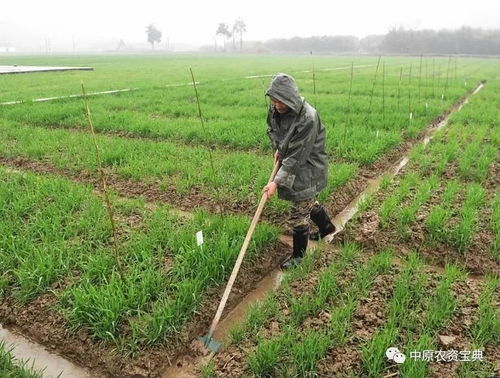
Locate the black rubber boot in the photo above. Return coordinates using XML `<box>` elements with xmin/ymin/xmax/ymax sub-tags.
<box><xmin>281</xmin><ymin>224</ymin><xmax>309</xmax><ymax>269</ymax></box>
<box><xmin>309</xmin><ymin>205</ymin><xmax>336</xmax><ymax>240</ymax></box>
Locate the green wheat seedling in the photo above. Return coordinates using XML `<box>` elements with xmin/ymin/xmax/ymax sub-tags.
<box><xmin>357</xmin><ymin>194</ymin><xmax>374</xmax><ymax>213</ymax></box>
<box><xmin>249</xmin><ymin>245</ymin><xmax>391</xmax><ymax>377</ymax></box>
<box><xmin>199</xmin><ymin>358</ymin><xmax>215</xmax><ymax>378</ymax></box>
<box><xmin>398</xmin><ymin>265</ymin><xmax>464</xmax><ymax>377</ymax></box>
<box><xmin>327</xmin><ymin>249</ymin><xmax>394</xmax><ymax>346</ymax></box>
<box><xmin>436</xmin><ymin>139</ymin><xmax>460</xmax><ymax>176</ymax></box>
<box><xmin>471</xmin><ymin>275</ymin><xmax>500</xmax><ymax>345</ymax></box>
<box><xmin>398</xmin><ymin>333</ymin><xmax>435</xmax><ymax>377</ymax></box>
<box><xmin>379</xmin><ymin>172</ymin><xmax>420</xmax><ymax>227</ymax></box>
<box><xmin>491</xmin><ymin>193</ymin><xmax>500</xmax><ymax>257</ymax></box>
<box><xmin>425</xmin><ymin>206</ymin><xmax>452</xmax><ymax>242</ymax></box>
<box><xmin>397</xmin><ymin>175</ymin><xmax>439</xmax><ymax>237</ymax></box>
<box><xmin>59</xmin><ymin>205</ymin><xmax>279</xmax><ymax>347</ymax></box>
<box><xmin>442</xmin><ymin>180</ymin><xmax>460</xmax><ymax>206</ymax></box>
<box><xmin>291</xmin><ymin>330</ymin><xmax>330</xmax><ymax>377</ymax></box>
<box><xmin>0</xmin><ymin>341</ymin><xmax>44</xmax><ymax>378</ymax></box>
<box><xmin>451</xmin><ymin>183</ymin><xmax>485</xmax><ymax>252</ymax></box>
<box><xmin>456</xmin><ymin>276</ymin><xmax>499</xmax><ymax>377</ymax></box>
<box><xmin>423</xmin><ymin>264</ymin><xmax>466</xmax><ymax>332</ymax></box>
<box><xmin>328</xmin><ymin>297</ymin><xmax>357</xmax><ymax>346</ymax></box>
<box><xmin>361</xmin><ymin>252</ymin><xmax>426</xmax><ymax>377</ymax></box>
<box><xmin>278</xmin><ymin>249</ymin><xmax>393</xmax><ymax>377</ymax></box>
<box><xmin>248</xmin><ymin>330</ymin><xmax>294</xmax><ymax>377</ymax></box>
<box><xmin>227</xmin><ymin>246</ymin><xmax>322</xmax><ymax>348</ymax></box>
<box><xmin>289</xmin><ymin>242</ymin><xmax>359</xmax><ymax>326</ymax></box>
<box><xmin>342</xmin><ymin>61</ymin><xmax>354</xmax><ymax>147</ymax></box>
<box><xmin>228</xmin><ymin>294</ymin><xmax>278</xmax><ymax>345</ymax></box>
<box><xmin>361</xmin><ymin>324</ymin><xmax>399</xmax><ymax>377</ymax></box>
<box><xmin>423</xmin><ymin>163</ymin><xmax>460</xmax><ymax>245</ymax></box>
<box><xmin>0</xmin><ymin>169</ymin><xmax>111</xmax><ymax>302</ymax></box>
<box><xmin>474</xmin><ymin>144</ymin><xmax>496</xmax><ymax>183</ymax></box>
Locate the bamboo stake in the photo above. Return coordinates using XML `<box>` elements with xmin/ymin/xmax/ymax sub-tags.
<box><xmin>382</xmin><ymin>61</ymin><xmax>385</xmax><ymax>125</ymax></box>
<box><xmin>189</xmin><ymin>67</ymin><xmax>223</xmax><ymax>215</ymax></box>
<box><xmin>397</xmin><ymin>66</ymin><xmax>403</xmax><ymax>113</ymax></box>
<box><xmin>368</xmin><ymin>56</ymin><xmax>381</xmax><ymax>112</ymax></box>
<box><xmin>437</xmin><ymin>63</ymin><xmax>441</xmax><ymax>99</ymax></box>
<box><xmin>424</xmin><ymin>59</ymin><xmax>428</xmax><ymax>113</ymax></box>
<box><xmin>432</xmin><ymin>59</ymin><xmax>435</xmax><ymax>98</ymax></box>
<box><xmin>454</xmin><ymin>57</ymin><xmax>457</xmax><ymax>83</ymax></box>
<box><xmin>81</xmin><ymin>81</ymin><xmax>124</xmax><ymax>278</ymax></box>
<box><xmin>261</xmin><ymin>78</ymin><xmax>269</xmax><ymax>108</ymax></box>
<box><xmin>443</xmin><ymin>56</ymin><xmax>451</xmax><ymax>101</ymax></box>
<box><xmin>310</xmin><ymin>51</ymin><xmax>317</xmax><ymax>108</ymax></box>
<box><xmin>343</xmin><ymin>62</ymin><xmax>354</xmax><ymax>147</ymax></box>
<box><xmin>418</xmin><ymin>54</ymin><xmax>423</xmax><ymax>109</ymax></box>
<box><xmin>408</xmin><ymin>64</ymin><xmax>413</xmax><ymax>121</ymax></box>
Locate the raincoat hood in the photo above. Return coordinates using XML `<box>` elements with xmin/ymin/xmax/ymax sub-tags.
<box><xmin>266</xmin><ymin>73</ymin><xmax>304</xmax><ymax>114</ymax></box>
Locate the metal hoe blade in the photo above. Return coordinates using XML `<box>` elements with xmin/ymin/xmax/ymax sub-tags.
<box><xmin>197</xmin><ymin>334</ymin><xmax>221</xmax><ymax>353</ymax></box>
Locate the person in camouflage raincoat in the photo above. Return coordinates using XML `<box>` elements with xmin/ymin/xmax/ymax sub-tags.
<box><xmin>263</xmin><ymin>73</ymin><xmax>336</xmax><ymax>268</ymax></box>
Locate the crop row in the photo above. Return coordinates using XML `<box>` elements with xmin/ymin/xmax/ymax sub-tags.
<box><xmin>0</xmin><ymin>167</ymin><xmax>280</xmax><ymax>351</ymax></box>
<box><xmin>210</xmin><ymin>246</ymin><xmax>498</xmax><ymax>377</ymax></box>
<box><xmin>206</xmin><ymin>243</ymin><xmax>392</xmax><ymax>376</ymax></box>
<box><xmin>0</xmin><ymin>55</ymin><xmax>382</xmax><ymax>101</ymax></box>
<box><xmin>0</xmin><ymin>119</ymin><xmax>357</xmax><ymax>216</ymax></box>
<box><xmin>363</xmin><ymin>79</ymin><xmax>498</xmax><ymax>259</ymax></box>
<box><xmin>1</xmin><ymin>57</ymin><xmax>492</xmax><ymax>165</ymax></box>
<box><xmin>1</xmin><ymin>55</ymin><xmax>486</xmax><ymax>104</ymax></box>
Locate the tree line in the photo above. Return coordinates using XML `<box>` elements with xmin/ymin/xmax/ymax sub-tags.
<box><xmin>264</xmin><ymin>27</ymin><xmax>500</xmax><ymax>55</ymax></box>
<box><xmin>143</xmin><ymin>24</ymin><xmax>499</xmax><ymax>55</ymax></box>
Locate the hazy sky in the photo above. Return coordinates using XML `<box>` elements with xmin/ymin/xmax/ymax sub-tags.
<box><xmin>2</xmin><ymin>0</ymin><xmax>499</xmax><ymax>48</ymax></box>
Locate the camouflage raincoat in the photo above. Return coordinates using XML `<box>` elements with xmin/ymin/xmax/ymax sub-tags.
<box><xmin>266</xmin><ymin>73</ymin><xmax>328</xmax><ymax>202</ymax></box>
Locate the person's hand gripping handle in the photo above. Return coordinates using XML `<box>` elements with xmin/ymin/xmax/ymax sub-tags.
<box><xmin>263</xmin><ymin>150</ymin><xmax>279</xmax><ymax>198</ymax></box>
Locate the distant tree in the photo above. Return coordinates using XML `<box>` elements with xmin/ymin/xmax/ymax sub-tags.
<box><xmin>233</xmin><ymin>18</ymin><xmax>247</xmax><ymax>50</ymax></box>
<box><xmin>216</xmin><ymin>23</ymin><xmax>232</xmax><ymax>51</ymax></box>
<box><xmin>146</xmin><ymin>24</ymin><xmax>162</xmax><ymax>50</ymax></box>
<box><xmin>117</xmin><ymin>39</ymin><xmax>126</xmax><ymax>51</ymax></box>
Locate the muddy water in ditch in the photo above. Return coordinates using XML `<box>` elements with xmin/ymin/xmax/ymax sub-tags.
<box><xmin>161</xmin><ymin>82</ymin><xmax>485</xmax><ymax>377</ymax></box>
<box><xmin>0</xmin><ymin>325</ymin><xmax>94</xmax><ymax>378</ymax></box>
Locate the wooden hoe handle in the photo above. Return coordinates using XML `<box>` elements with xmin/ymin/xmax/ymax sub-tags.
<box><xmin>205</xmin><ymin>161</ymin><xmax>280</xmax><ymax>341</ymax></box>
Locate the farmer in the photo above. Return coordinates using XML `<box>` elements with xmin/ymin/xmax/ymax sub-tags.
<box><xmin>263</xmin><ymin>73</ymin><xmax>336</xmax><ymax>269</ymax></box>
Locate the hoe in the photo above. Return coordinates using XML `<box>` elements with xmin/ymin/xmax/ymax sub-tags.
<box><xmin>198</xmin><ymin>162</ymin><xmax>279</xmax><ymax>353</ymax></box>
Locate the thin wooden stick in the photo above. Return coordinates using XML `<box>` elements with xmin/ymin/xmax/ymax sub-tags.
<box><xmin>81</xmin><ymin>81</ymin><xmax>124</xmax><ymax>277</ymax></box>
<box><xmin>382</xmin><ymin>61</ymin><xmax>385</xmax><ymax>124</ymax></box>
<box><xmin>408</xmin><ymin>64</ymin><xmax>413</xmax><ymax>121</ymax></box>
<box><xmin>368</xmin><ymin>56</ymin><xmax>381</xmax><ymax>112</ymax></box>
<box><xmin>343</xmin><ymin>62</ymin><xmax>354</xmax><ymax>146</ymax></box>
<box><xmin>204</xmin><ymin>162</ymin><xmax>280</xmax><ymax>343</ymax></box>
<box><xmin>418</xmin><ymin>54</ymin><xmax>423</xmax><ymax>107</ymax></box>
<box><xmin>189</xmin><ymin>67</ymin><xmax>223</xmax><ymax>215</ymax></box>
<box><xmin>443</xmin><ymin>56</ymin><xmax>452</xmax><ymax>101</ymax></box>
<box><xmin>310</xmin><ymin>51</ymin><xmax>317</xmax><ymax>108</ymax></box>
<box><xmin>432</xmin><ymin>59</ymin><xmax>435</xmax><ymax>98</ymax></box>
<box><xmin>397</xmin><ymin>66</ymin><xmax>402</xmax><ymax>112</ymax></box>
<box><xmin>424</xmin><ymin>59</ymin><xmax>428</xmax><ymax>114</ymax></box>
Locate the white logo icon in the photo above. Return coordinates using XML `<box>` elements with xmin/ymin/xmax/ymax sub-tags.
<box><xmin>386</xmin><ymin>347</ymin><xmax>406</xmax><ymax>364</ymax></box>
